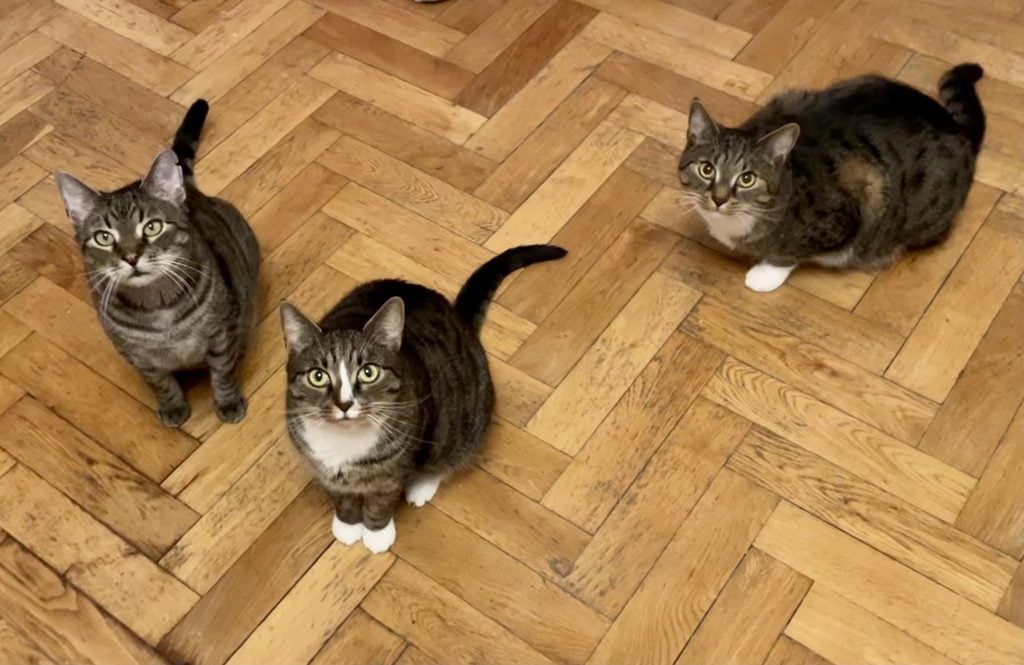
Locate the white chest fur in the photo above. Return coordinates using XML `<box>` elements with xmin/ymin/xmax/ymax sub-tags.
<box><xmin>697</xmin><ymin>209</ymin><xmax>759</xmax><ymax>249</ymax></box>
<box><xmin>300</xmin><ymin>420</ymin><xmax>381</xmax><ymax>476</ymax></box>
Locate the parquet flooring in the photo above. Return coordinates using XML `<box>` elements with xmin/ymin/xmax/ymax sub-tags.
<box><xmin>0</xmin><ymin>0</ymin><xmax>1022</xmax><ymax>663</ymax></box>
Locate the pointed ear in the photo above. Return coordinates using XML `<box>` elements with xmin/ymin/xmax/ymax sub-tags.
<box><xmin>280</xmin><ymin>303</ymin><xmax>321</xmax><ymax>354</ymax></box>
<box><xmin>55</xmin><ymin>173</ymin><xmax>101</xmax><ymax>228</ymax></box>
<box><xmin>143</xmin><ymin>150</ymin><xmax>186</xmax><ymax>206</ymax></box>
<box><xmin>757</xmin><ymin>123</ymin><xmax>800</xmax><ymax>165</ymax></box>
<box><xmin>363</xmin><ymin>297</ymin><xmax>404</xmax><ymax>351</ymax></box>
<box><xmin>687</xmin><ymin>99</ymin><xmax>718</xmax><ymax>146</ymax></box>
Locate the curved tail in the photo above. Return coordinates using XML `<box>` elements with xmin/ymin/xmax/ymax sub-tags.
<box><xmin>939</xmin><ymin>63</ymin><xmax>985</xmax><ymax>154</ymax></box>
<box><xmin>455</xmin><ymin>245</ymin><xmax>568</xmax><ymax>332</ymax></box>
<box><xmin>172</xmin><ymin>100</ymin><xmax>209</xmax><ymax>184</ymax></box>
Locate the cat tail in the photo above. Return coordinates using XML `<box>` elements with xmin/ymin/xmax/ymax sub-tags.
<box><xmin>939</xmin><ymin>63</ymin><xmax>986</xmax><ymax>154</ymax></box>
<box><xmin>455</xmin><ymin>245</ymin><xmax>568</xmax><ymax>332</ymax></box>
<box><xmin>172</xmin><ymin>99</ymin><xmax>209</xmax><ymax>184</ymax></box>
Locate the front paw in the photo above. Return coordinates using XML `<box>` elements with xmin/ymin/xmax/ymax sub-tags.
<box><xmin>215</xmin><ymin>395</ymin><xmax>247</xmax><ymax>423</ymax></box>
<box><xmin>158</xmin><ymin>401</ymin><xmax>191</xmax><ymax>427</ymax></box>
<box><xmin>362</xmin><ymin>519</ymin><xmax>396</xmax><ymax>554</ymax></box>
<box><xmin>744</xmin><ymin>263</ymin><xmax>795</xmax><ymax>293</ymax></box>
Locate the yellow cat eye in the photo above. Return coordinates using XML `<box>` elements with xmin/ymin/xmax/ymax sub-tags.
<box><xmin>358</xmin><ymin>364</ymin><xmax>381</xmax><ymax>384</ymax></box>
<box><xmin>697</xmin><ymin>161</ymin><xmax>716</xmax><ymax>179</ymax></box>
<box><xmin>737</xmin><ymin>172</ymin><xmax>757</xmax><ymax>188</ymax></box>
<box><xmin>93</xmin><ymin>230</ymin><xmax>115</xmax><ymax>247</ymax></box>
<box><xmin>142</xmin><ymin>220</ymin><xmax>164</xmax><ymax>238</ymax></box>
<box><xmin>307</xmin><ymin>368</ymin><xmax>330</xmax><ymax>388</ymax></box>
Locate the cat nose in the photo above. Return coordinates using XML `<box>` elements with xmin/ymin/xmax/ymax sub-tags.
<box><xmin>123</xmin><ymin>254</ymin><xmax>139</xmax><ymax>266</ymax></box>
<box><xmin>338</xmin><ymin>400</ymin><xmax>354</xmax><ymax>412</ymax></box>
<box><xmin>711</xmin><ymin>193</ymin><xmax>729</xmax><ymax>208</ymax></box>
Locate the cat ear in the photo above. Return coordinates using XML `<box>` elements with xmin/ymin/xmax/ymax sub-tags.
<box><xmin>757</xmin><ymin>123</ymin><xmax>800</xmax><ymax>165</ymax></box>
<box><xmin>280</xmin><ymin>303</ymin><xmax>321</xmax><ymax>354</ymax></box>
<box><xmin>55</xmin><ymin>173</ymin><xmax>101</xmax><ymax>228</ymax></box>
<box><xmin>363</xmin><ymin>297</ymin><xmax>404</xmax><ymax>351</ymax></box>
<box><xmin>687</xmin><ymin>99</ymin><xmax>718</xmax><ymax>146</ymax></box>
<box><xmin>143</xmin><ymin>150</ymin><xmax>186</xmax><ymax>206</ymax></box>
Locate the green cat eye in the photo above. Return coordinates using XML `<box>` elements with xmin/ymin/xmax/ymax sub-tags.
<box><xmin>737</xmin><ymin>172</ymin><xmax>757</xmax><ymax>188</ymax></box>
<box><xmin>357</xmin><ymin>364</ymin><xmax>381</xmax><ymax>384</ymax></box>
<box><xmin>697</xmin><ymin>161</ymin><xmax>716</xmax><ymax>179</ymax></box>
<box><xmin>307</xmin><ymin>368</ymin><xmax>330</xmax><ymax>388</ymax></box>
<box><xmin>93</xmin><ymin>230</ymin><xmax>115</xmax><ymax>247</ymax></box>
<box><xmin>142</xmin><ymin>220</ymin><xmax>164</xmax><ymax>238</ymax></box>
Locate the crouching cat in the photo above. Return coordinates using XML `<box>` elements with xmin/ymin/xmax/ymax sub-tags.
<box><xmin>280</xmin><ymin>245</ymin><xmax>567</xmax><ymax>553</ymax></box>
<box><xmin>56</xmin><ymin>101</ymin><xmax>260</xmax><ymax>426</ymax></box>
<box><xmin>678</xmin><ymin>64</ymin><xmax>986</xmax><ymax>292</ymax></box>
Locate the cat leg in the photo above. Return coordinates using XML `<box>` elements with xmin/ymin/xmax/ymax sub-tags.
<box><xmin>745</xmin><ymin>262</ymin><xmax>796</xmax><ymax>293</ymax></box>
<box><xmin>206</xmin><ymin>327</ymin><xmax>247</xmax><ymax>423</ymax></box>
<box><xmin>138</xmin><ymin>365</ymin><xmax>190</xmax><ymax>427</ymax></box>
<box><xmin>362</xmin><ymin>489</ymin><xmax>401</xmax><ymax>553</ymax></box>
<box><xmin>405</xmin><ymin>473</ymin><xmax>443</xmax><ymax>507</ymax></box>
<box><xmin>331</xmin><ymin>494</ymin><xmax>363</xmax><ymax>546</ymax></box>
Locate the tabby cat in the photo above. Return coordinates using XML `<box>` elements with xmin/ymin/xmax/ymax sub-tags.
<box><xmin>678</xmin><ymin>63</ymin><xmax>986</xmax><ymax>292</ymax></box>
<box><xmin>56</xmin><ymin>100</ymin><xmax>260</xmax><ymax>426</ymax></box>
<box><xmin>280</xmin><ymin>245</ymin><xmax>567</xmax><ymax>553</ymax></box>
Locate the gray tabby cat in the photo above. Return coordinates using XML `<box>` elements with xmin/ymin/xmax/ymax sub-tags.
<box><xmin>280</xmin><ymin>245</ymin><xmax>567</xmax><ymax>553</ymax></box>
<box><xmin>678</xmin><ymin>63</ymin><xmax>985</xmax><ymax>292</ymax></box>
<box><xmin>56</xmin><ymin>100</ymin><xmax>260</xmax><ymax>426</ymax></box>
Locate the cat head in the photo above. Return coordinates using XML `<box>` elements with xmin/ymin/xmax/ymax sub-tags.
<box><xmin>280</xmin><ymin>298</ymin><xmax>406</xmax><ymax>429</ymax></box>
<box><xmin>56</xmin><ymin>150</ymin><xmax>196</xmax><ymax>291</ymax></box>
<box><xmin>678</xmin><ymin>100</ymin><xmax>799</xmax><ymax>222</ymax></box>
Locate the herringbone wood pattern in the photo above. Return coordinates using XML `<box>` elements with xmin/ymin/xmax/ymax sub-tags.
<box><xmin>0</xmin><ymin>0</ymin><xmax>1022</xmax><ymax>663</ymax></box>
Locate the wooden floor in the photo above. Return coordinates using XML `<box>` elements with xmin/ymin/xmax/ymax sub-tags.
<box><xmin>0</xmin><ymin>0</ymin><xmax>1022</xmax><ymax>663</ymax></box>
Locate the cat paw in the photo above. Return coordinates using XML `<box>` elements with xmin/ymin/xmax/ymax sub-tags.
<box><xmin>744</xmin><ymin>263</ymin><xmax>795</xmax><ymax>293</ymax></box>
<box><xmin>405</xmin><ymin>475</ymin><xmax>441</xmax><ymax>507</ymax></box>
<box><xmin>332</xmin><ymin>515</ymin><xmax>363</xmax><ymax>545</ymax></box>
<box><xmin>157</xmin><ymin>402</ymin><xmax>191</xmax><ymax>428</ymax></box>
<box><xmin>215</xmin><ymin>396</ymin><xmax>247</xmax><ymax>423</ymax></box>
<box><xmin>362</xmin><ymin>519</ymin><xmax>396</xmax><ymax>553</ymax></box>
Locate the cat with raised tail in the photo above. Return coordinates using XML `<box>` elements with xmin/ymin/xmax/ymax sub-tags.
<box><xmin>55</xmin><ymin>100</ymin><xmax>260</xmax><ymax>427</ymax></box>
<box><xmin>280</xmin><ymin>245</ymin><xmax>567</xmax><ymax>553</ymax></box>
<box><xmin>677</xmin><ymin>63</ymin><xmax>986</xmax><ymax>292</ymax></box>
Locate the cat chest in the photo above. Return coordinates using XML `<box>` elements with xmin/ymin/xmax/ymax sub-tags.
<box><xmin>111</xmin><ymin>323</ymin><xmax>208</xmax><ymax>369</ymax></box>
<box><xmin>697</xmin><ymin>209</ymin><xmax>759</xmax><ymax>249</ymax></box>
<box><xmin>300</xmin><ymin>423</ymin><xmax>382</xmax><ymax>480</ymax></box>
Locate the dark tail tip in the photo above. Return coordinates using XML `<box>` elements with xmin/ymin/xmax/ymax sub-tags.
<box><xmin>942</xmin><ymin>63</ymin><xmax>984</xmax><ymax>87</ymax></box>
<box><xmin>173</xmin><ymin>100</ymin><xmax>209</xmax><ymax>180</ymax></box>
<box><xmin>939</xmin><ymin>63</ymin><xmax>985</xmax><ymax>153</ymax></box>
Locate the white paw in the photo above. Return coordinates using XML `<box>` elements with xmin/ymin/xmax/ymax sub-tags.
<box><xmin>332</xmin><ymin>515</ymin><xmax>363</xmax><ymax>545</ymax></box>
<box><xmin>362</xmin><ymin>519</ymin><xmax>396</xmax><ymax>553</ymax></box>
<box><xmin>744</xmin><ymin>263</ymin><xmax>796</xmax><ymax>293</ymax></box>
<box><xmin>405</xmin><ymin>475</ymin><xmax>442</xmax><ymax>507</ymax></box>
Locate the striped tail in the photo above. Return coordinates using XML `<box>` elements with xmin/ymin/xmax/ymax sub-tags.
<box><xmin>172</xmin><ymin>100</ymin><xmax>209</xmax><ymax>184</ymax></box>
<box><xmin>939</xmin><ymin>63</ymin><xmax>986</xmax><ymax>154</ymax></box>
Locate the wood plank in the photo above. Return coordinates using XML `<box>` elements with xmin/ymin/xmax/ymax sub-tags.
<box><xmin>703</xmin><ymin>359</ymin><xmax>974</xmax><ymax>523</ymax></box>
<box><xmin>309</xmin><ymin>52</ymin><xmax>485</xmax><ymax>144</ymax></box>
<box><xmin>542</xmin><ymin>335</ymin><xmax>724</xmax><ymax>531</ymax></box>
<box><xmin>757</xmin><ymin>503</ymin><xmax>1024</xmax><ymax>665</ymax></box>
<box><xmin>0</xmin><ymin>32</ymin><xmax>59</xmax><ymax>89</ymax></box>
<box><xmin>227</xmin><ymin>543</ymin><xmax>394</xmax><ymax>665</ymax></box>
<box><xmin>0</xmin><ymin>0</ymin><xmax>62</xmax><ymax>53</ymax></box>
<box><xmin>956</xmin><ymin>403</ymin><xmax>1024</xmax><ymax>559</ymax></box>
<box><xmin>0</xmin><ymin>539</ymin><xmax>160</xmax><ymax>665</ymax></box>
<box><xmin>311</xmin><ymin>610</ymin><xmax>405</xmax><ymax>665</ymax></box>
<box><xmin>0</xmin><ymin>395</ymin><xmax>198</xmax><ymax>560</ymax></box>
<box><xmin>0</xmin><ymin>375</ymin><xmax>23</xmax><ymax>417</ymax></box>
<box><xmin>527</xmin><ymin>272</ymin><xmax>701</xmax><ymax>454</ymax></box>
<box><xmin>0</xmin><ymin>204</ymin><xmax>43</xmax><ymax>256</ymax></box>
<box><xmin>247</xmin><ymin>161</ymin><xmax>346</xmax><ymax>254</ymax></box>
<box><xmin>159</xmin><ymin>484</ymin><xmax>333</xmax><ymax>665</ymax></box>
<box><xmin>919</xmin><ymin>282</ymin><xmax>1023</xmax><ymax>473</ymax></box>
<box><xmin>475</xmin><ymin>418</ymin><xmax>570</xmax><ymax>503</ymax></box>
<box><xmin>313</xmin><ymin>0</ymin><xmax>464</xmax><ymax>58</ymax></box>
<box><xmin>362</xmin><ymin>561</ymin><xmax>555</xmax><ymax>665</ymax></box>
<box><xmin>677</xmin><ymin>549</ymin><xmax>810</xmax><ymax>665</ymax></box>
<box><xmin>587</xmin><ymin>470</ymin><xmax>778</xmax><ymax>664</ymax></box>
<box><xmin>0</xmin><ymin>617</ymin><xmax>54</xmax><ymax>665</ymax></box>
<box><xmin>0</xmin><ymin>156</ymin><xmax>47</xmax><ymax>211</ymax></box>
<box><xmin>786</xmin><ymin>584</ymin><xmax>958</xmax><ymax>665</ymax></box>
<box><xmin>683</xmin><ymin>297</ymin><xmax>937</xmax><ymax>444</ymax></box>
<box><xmin>0</xmin><ymin>465</ymin><xmax>197</xmax><ymax>645</ymax></box>
<box><xmin>735</xmin><ymin>0</ymin><xmax>842</xmax><ymax>74</ymax></box>
<box><xmin>489</xmin><ymin>354</ymin><xmax>552</xmax><ymax>427</ymax></box>
<box><xmin>170</xmin><ymin>0</ymin><xmax>290</xmax><ymax>70</ymax></box>
<box><xmin>763</xmin><ymin>635</ymin><xmax>833</xmax><ymax>665</ymax></box>
<box><xmin>886</xmin><ymin>226</ymin><xmax>1024</xmax><ymax>401</ymax></box>
<box><xmin>0</xmin><ymin>110</ymin><xmax>49</xmax><ymax>167</ymax></box>
<box><xmin>54</xmin><ymin>0</ymin><xmax>193</xmax><ymax>55</ymax></box>
<box><xmin>393</xmin><ymin>505</ymin><xmax>609</xmax><ymax>664</ymax></box>
<box><xmin>999</xmin><ymin>562</ymin><xmax>1024</xmax><ymax>629</ymax></box>
<box><xmin>562</xmin><ymin>398</ymin><xmax>749</xmax><ymax>616</ymax></box>
<box><xmin>445</xmin><ymin>0</ymin><xmax>556</xmax><ymax>73</ymax></box>
<box><xmin>730</xmin><ymin>428</ymin><xmax>1015</xmax><ymax>610</ymax></box>
<box><xmin>319</xmin><ymin>137</ymin><xmax>506</xmax><ymax>244</ymax></box>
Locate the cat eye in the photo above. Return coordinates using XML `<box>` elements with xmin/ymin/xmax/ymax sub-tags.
<box><xmin>306</xmin><ymin>368</ymin><xmax>330</xmax><ymax>388</ymax></box>
<box><xmin>697</xmin><ymin>161</ymin><xmax>716</xmax><ymax>179</ymax></box>
<box><xmin>737</xmin><ymin>172</ymin><xmax>757</xmax><ymax>188</ymax></box>
<box><xmin>357</xmin><ymin>364</ymin><xmax>381</xmax><ymax>384</ymax></box>
<box><xmin>142</xmin><ymin>220</ymin><xmax>164</xmax><ymax>238</ymax></box>
<box><xmin>93</xmin><ymin>230</ymin><xmax>115</xmax><ymax>247</ymax></box>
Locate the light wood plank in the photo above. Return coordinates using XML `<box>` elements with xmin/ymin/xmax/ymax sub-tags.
<box><xmin>314</xmin><ymin>0</ymin><xmax>464</xmax><ymax>58</ymax></box>
<box><xmin>55</xmin><ymin>0</ymin><xmax>193</xmax><ymax>55</ymax></box>
<box><xmin>311</xmin><ymin>610</ymin><xmax>405</xmax><ymax>665</ymax></box>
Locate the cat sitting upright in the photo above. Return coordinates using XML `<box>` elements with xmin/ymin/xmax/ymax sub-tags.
<box><xmin>677</xmin><ymin>64</ymin><xmax>986</xmax><ymax>292</ymax></box>
<box><xmin>280</xmin><ymin>245</ymin><xmax>566</xmax><ymax>553</ymax></box>
<box><xmin>56</xmin><ymin>100</ymin><xmax>260</xmax><ymax>427</ymax></box>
